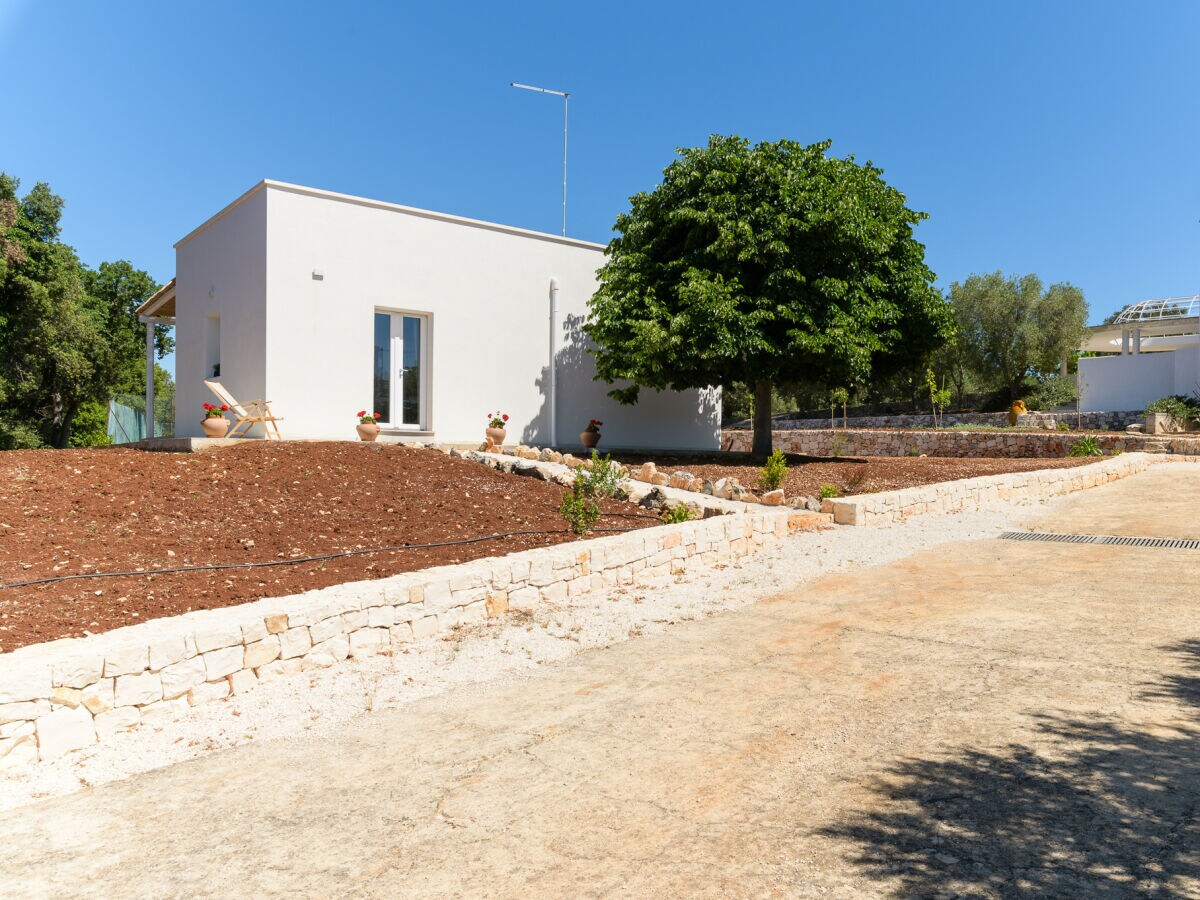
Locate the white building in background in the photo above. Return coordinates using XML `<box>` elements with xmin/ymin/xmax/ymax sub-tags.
<box><xmin>1078</xmin><ymin>295</ymin><xmax>1200</xmax><ymax>412</ymax></box>
<box><xmin>136</xmin><ymin>180</ymin><xmax>720</xmax><ymax>449</ymax></box>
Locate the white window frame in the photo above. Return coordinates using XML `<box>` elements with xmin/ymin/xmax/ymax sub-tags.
<box><xmin>374</xmin><ymin>308</ymin><xmax>430</xmax><ymax>431</ymax></box>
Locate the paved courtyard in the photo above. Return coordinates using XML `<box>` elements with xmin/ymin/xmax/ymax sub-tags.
<box><xmin>3</xmin><ymin>466</ymin><xmax>1199</xmax><ymax>897</ymax></box>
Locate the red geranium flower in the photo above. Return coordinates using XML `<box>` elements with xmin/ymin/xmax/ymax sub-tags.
<box><xmin>502</xmin><ymin>414</ymin><xmax>509</xmax><ymax>421</ymax></box>
<box><xmin>373</xmin><ymin>412</ymin><xmax>381</xmax><ymax>419</ymax></box>
<box><xmin>219</xmin><ymin>404</ymin><xmax>229</xmax><ymax>412</ymax></box>
<box><xmin>356</xmin><ymin>410</ymin><xmax>366</xmax><ymax>418</ymax></box>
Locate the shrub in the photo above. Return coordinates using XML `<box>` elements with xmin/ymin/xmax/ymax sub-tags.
<box><xmin>559</xmin><ymin>472</ymin><xmax>601</xmax><ymax>535</ymax></box>
<box><xmin>759</xmin><ymin>450</ymin><xmax>788</xmax><ymax>491</ymax></box>
<box><xmin>1023</xmin><ymin>374</ymin><xmax>1078</xmax><ymax>411</ymax></box>
<box><xmin>1145</xmin><ymin>394</ymin><xmax>1200</xmax><ymax>423</ymax></box>
<box><xmin>661</xmin><ymin>504</ymin><xmax>692</xmax><ymax>524</ymax></box>
<box><xmin>818</xmin><ymin>483</ymin><xmax>840</xmax><ymax>499</ymax></box>
<box><xmin>1067</xmin><ymin>435</ymin><xmax>1103</xmax><ymax>457</ymax></box>
<box><xmin>580</xmin><ymin>450</ymin><xmax>624</xmax><ymax>499</ymax></box>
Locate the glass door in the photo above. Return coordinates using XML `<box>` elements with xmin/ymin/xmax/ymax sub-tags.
<box><xmin>373</xmin><ymin>311</ymin><xmax>425</xmax><ymax>429</ymax></box>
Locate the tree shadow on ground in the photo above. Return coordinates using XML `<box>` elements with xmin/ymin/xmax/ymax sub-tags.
<box><xmin>822</xmin><ymin>641</ymin><xmax>1200</xmax><ymax>897</ymax></box>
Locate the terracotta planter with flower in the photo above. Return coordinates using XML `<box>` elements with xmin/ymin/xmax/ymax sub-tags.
<box><xmin>201</xmin><ymin>403</ymin><xmax>230</xmax><ymax>438</ymax></box>
<box><xmin>485</xmin><ymin>411</ymin><xmax>510</xmax><ymax>452</ymax></box>
<box><xmin>356</xmin><ymin>410</ymin><xmax>382</xmax><ymax>441</ymax></box>
<box><xmin>580</xmin><ymin>418</ymin><xmax>602</xmax><ymax>449</ymax></box>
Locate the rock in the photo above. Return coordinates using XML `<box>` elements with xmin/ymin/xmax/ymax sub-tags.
<box><xmin>188</xmin><ymin>680</ymin><xmax>230</xmax><ymax>706</ymax></box>
<box><xmin>805</xmin><ymin>497</ymin><xmax>822</xmax><ymax>512</ymax></box>
<box><xmin>1126</xmin><ymin>424</ymin><xmax>1144</xmax><ymax>434</ymax></box>
<box><xmin>539</xmin><ymin>449</ymin><xmax>564</xmax><ymax>463</ymax></box>
<box><xmin>50</xmin><ymin>686</ymin><xmax>83</xmax><ymax>709</ymax></box>
<box><xmin>669</xmin><ymin>471</ymin><xmax>694</xmax><ymax>490</ymax></box>
<box><xmin>201</xmin><ymin>646</ymin><xmax>244</xmax><ymax>681</ymax></box>
<box><xmin>160</xmin><ymin>657</ymin><xmax>206</xmax><ymax>700</ymax></box>
<box><xmin>638</xmin><ymin>462</ymin><xmax>657</xmax><ymax>483</ymax></box>
<box><xmin>638</xmin><ymin>488</ymin><xmax>669</xmax><ymax>512</ymax></box>
<box><xmin>761</xmin><ymin>489</ymin><xmax>785</xmax><ymax>506</ymax></box>
<box><xmin>81</xmin><ymin>679</ymin><xmax>114</xmax><ymax>714</ymax></box>
<box><xmin>0</xmin><ymin>734</ymin><xmax>37</xmax><ymax>771</ymax></box>
<box><xmin>229</xmin><ymin>668</ymin><xmax>258</xmax><ymax>693</ymax></box>
<box><xmin>94</xmin><ymin>706</ymin><xmax>140</xmax><ymax>740</ymax></box>
<box><xmin>278</xmin><ymin>627</ymin><xmax>312</xmax><ymax>660</ymax></box>
<box><xmin>650</xmin><ymin>473</ymin><xmax>671</xmax><ymax>487</ymax></box>
<box><xmin>35</xmin><ymin>705</ymin><xmax>95</xmax><ymax>760</ymax></box>
<box><xmin>562</xmin><ymin>454</ymin><xmax>583</xmax><ymax>468</ymax></box>
<box><xmin>114</xmin><ymin>671</ymin><xmax>163</xmax><ymax>707</ymax></box>
<box><xmin>517</xmin><ymin>447</ymin><xmax>541</xmax><ymax>460</ymax></box>
<box><xmin>702</xmin><ymin>478</ymin><xmax>715</xmax><ymax>495</ymax></box>
<box><xmin>243</xmin><ymin>636</ymin><xmax>281</xmax><ymax>669</ymax></box>
<box><xmin>712</xmin><ymin>478</ymin><xmax>732</xmax><ymax>500</ymax></box>
<box><xmin>448</xmin><ymin>448</ymin><xmax>463</xmax><ymax>458</ymax></box>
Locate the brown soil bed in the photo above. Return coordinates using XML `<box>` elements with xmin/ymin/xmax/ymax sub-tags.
<box><xmin>0</xmin><ymin>443</ymin><xmax>660</xmax><ymax>652</ymax></box>
<box><xmin>612</xmin><ymin>452</ymin><xmax>1103</xmax><ymax>500</ymax></box>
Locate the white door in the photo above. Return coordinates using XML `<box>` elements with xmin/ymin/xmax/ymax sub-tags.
<box><xmin>373</xmin><ymin>311</ymin><xmax>427</xmax><ymax>429</ymax></box>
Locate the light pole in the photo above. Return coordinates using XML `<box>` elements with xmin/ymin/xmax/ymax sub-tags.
<box><xmin>511</xmin><ymin>82</ymin><xmax>569</xmax><ymax>236</ymax></box>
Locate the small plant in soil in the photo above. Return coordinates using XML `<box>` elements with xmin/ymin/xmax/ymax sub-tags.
<box><xmin>1067</xmin><ymin>435</ymin><xmax>1103</xmax><ymax>457</ymax></box>
<box><xmin>581</xmin><ymin>450</ymin><xmax>624</xmax><ymax>499</ymax></box>
<box><xmin>818</xmin><ymin>483</ymin><xmax>840</xmax><ymax>499</ymax></box>
<box><xmin>829</xmin><ymin>387</ymin><xmax>849</xmax><ymax>429</ymax></box>
<box><xmin>925</xmin><ymin>369</ymin><xmax>951</xmax><ymax>428</ymax></box>
<box><xmin>559</xmin><ymin>471</ymin><xmax>601</xmax><ymax>535</ymax></box>
<box><xmin>759</xmin><ymin>450</ymin><xmax>788</xmax><ymax>492</ymax></box>
<box><xmin>661</xmin><ymin>504</ymin><xmax>692</xmax><ymax>524</ymax></box>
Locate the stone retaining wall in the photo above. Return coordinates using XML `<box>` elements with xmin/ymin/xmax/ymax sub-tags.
<box><xmin>0</xmin><ymin>507</ymin><xmax>827</xmax><ymax>771</ymax></box>
<box><xmin>823</xmin><ymin>452</ymin><xmax>1169</xmax><ymax>525</ymax></box>
<box><xmin>722</xmin><ymin>429</ymin><xmax>1200</xmax><ymax>458</ymax></box>
<box><xmin>744</xmin><ymin>410</ymin><xmax>1141</xmax><ymax>431</ymax></box>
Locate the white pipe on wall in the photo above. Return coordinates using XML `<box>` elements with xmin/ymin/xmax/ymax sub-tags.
<box><xmin>549</xmin><ymin>278</ymin><xmax>559</xmax><ymax>447</ymax></box>
<box><xmin>142</xmin><ymin>317</ymin><xmax>155</xmax><ymax>440</ymax></box>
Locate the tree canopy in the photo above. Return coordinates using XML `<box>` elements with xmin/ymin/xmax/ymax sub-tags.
<box><xmin>946</xmin><ymin>272</ymin><xmax>1087</xmax><ymax>402</ymax></box>
<box><xmin>0</xmin><ymin>172</ymin><xmax>170</xmax><ymax>448</ymax></box>
<box><xmin>585</xmin><ymin>135</ymin><xmax>953</xmax><ymax>455</ymax></box>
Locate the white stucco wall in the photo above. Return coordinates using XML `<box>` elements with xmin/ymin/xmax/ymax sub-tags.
<box><xmin>1078</xmin><ymin>351</ymin><xmax>1185</xmax><ymax>412</ymax></box>
<box><xmin>174</xmin><ymin>190</ymin><xmax>269</xmax><ymax>438</ymax></box>
<box><xmin>249</xmin><ymin>182</ymin><xmax>719</xmax><ymax>449</ymax></box>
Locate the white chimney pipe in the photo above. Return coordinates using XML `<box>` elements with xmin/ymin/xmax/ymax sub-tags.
<box><xmin>549</xmin><ymin>278</ymin><xmax>559</xmax><ymax>448</ymax></box>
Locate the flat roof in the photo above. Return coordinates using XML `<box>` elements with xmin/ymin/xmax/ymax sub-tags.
<box><xmin>175</xmin><ymin>180</ymin><xmax>607</xmax><ymax>253</ymax></box>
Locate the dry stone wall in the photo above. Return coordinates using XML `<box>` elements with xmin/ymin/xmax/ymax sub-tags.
<box><xmin>723</xmin><ymin>429</ymin><xmax>1200</xmax><ymax>458</ymax></box>
<box><xmin>0</xmin><ymin>505</ymin><xmax>825</xmax><ymax>771</ymax></box>
<box><xmin>744</xmin><ymin>410</ymin><xmax>1141</xmax><ymax>431</ymax></box>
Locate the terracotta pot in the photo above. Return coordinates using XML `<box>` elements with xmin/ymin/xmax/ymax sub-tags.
<box><xmin>356</xmin><ymin>422</ymin><xmax>380</xmax><ymax>442</ymax></box>
<box><xmin>580</xmin><ymin>429</ymin><xmax>600</xmax><ymax>449</ymax></box>
<box><xmin>485</xmin><ymin>426</ymin><xmax>507</xmax><ymax>452</ymax></box>
<box><xmin>201</xmin><ymin>416</ymin><xmax>229</xmax><ymax>438</ymax></box>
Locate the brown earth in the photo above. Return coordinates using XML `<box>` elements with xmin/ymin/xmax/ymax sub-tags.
<box><xmin>613</xmin><ymin>452</ymin><xmax>1102</xmax><ymax>498</ymax></box>
<box><xmin>0</xmin><ymin>443</ymin><xmax>659</xmax><ymax>652</ymax></box>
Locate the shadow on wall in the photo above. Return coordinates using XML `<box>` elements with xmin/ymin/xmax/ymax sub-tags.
<box><xmin>522</xmin><ymin>313</ymin><xmax>719</xmax><ymax>450</ymax></box>
<box><xmin>820</xmin><ymin>639</ymin><xmax>1200</xmax><ymax>896</ymax></box>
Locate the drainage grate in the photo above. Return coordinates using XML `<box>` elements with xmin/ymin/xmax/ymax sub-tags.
<box><xmin>1000</xmin><ymin>531</ymin><xmax>1200</xmax><ymax>550</ymax></box>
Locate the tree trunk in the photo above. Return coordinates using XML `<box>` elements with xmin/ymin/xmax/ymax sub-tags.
<box><xmin>752</xmin><ymin>379</ymin><xmax>773</xmax><ymax>458</ymax></box>
<box><xmin>50</xmin><ymin>399</ymin><xmax>77</xmax><ymax>449</ymax></box>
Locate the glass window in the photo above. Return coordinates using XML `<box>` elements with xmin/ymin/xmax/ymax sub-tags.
<box><xmin>373</xmin><ymin>312</ymin><xmax>391</xmax><ymax>424</ymax></box>
<box><xmin>402</xmin><ymin>316</ymin><xmax>421</xmax><ymax>426</ymax></box>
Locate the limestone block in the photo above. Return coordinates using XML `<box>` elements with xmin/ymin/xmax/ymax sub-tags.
<box><xmin>140</xmin><ymin>696</ymin><xmax>189</xmax><ymax>726</ymax></box>
<box><xmin>159</xmin><ymin>657</ymin><xmax>206</xmax><ymax>700</ymax></box>
<box><xmin>422</xmin><ymin>580</ymin><xmax>454</xmax><ymax>612</ymax></box>
<box><xmin>507</xmin><ymin>586</ymin><xmax>539</xmax><ymax>609</ymax></box>
<box><xmin>79</xmin><ymin>679</ymin><xmax>114</xmax><ymax>715</ymax></box>
<box><xmin>348</xmin><ymin>628</ymin><xmax>388</xmax><ymax>658</ymax></box>
<box><xmin>35</xmin><ymin>705</ymin><xmax>95</xmax><ymax>760</ymax></box>
<box><xmin>229</xmin><ymin>668</ymin><xmax>258</xmax><ymax>694</ymax></box>
<box><xmin>50</xmin><ymin>686</ymin><xmax>83</xmax><ymax>709</ymax></box>
<box><xmin>51</xmin><ymin>651</ymin><xmax>105</xmax><ymax>689</ymax></box>
<box><xmin>239</xmin><ymin>617</ymin><xmax>269</xmax><ymax>645</ymax></box>
<box><xmin>0</xmin><ymin>719</ymin><xmax>33</xmax><ymax>740</ymax></box>
<box><xmin>0</xmin><ymin>700</ymin><xmax>49</xmax><ymax>725</ymax></box>
<box><xmin>342</xmin><ymin>609</ymin><xmax>368</xmax><ymax>630</ymax></box>
<box><xmin>651</xmin><ymin>473</ymin><xmax>671</xmax><ymax>487</ymax></box>
<box><xmin>540</xmin><ymin>581</ymin><xmax>568</xmax><ymax>603</ymax></box>
<box><xmin>115</xmin><ymin>671</ymin><xmax>163</xmax><ymax>707</ymax></box>
<box><xmin>102</xmin><ymin>642</ymin><xmax>148</xmax><ymax>679</ymax></box>
<box><xmin>389</xmin><ymin>623</ymin><xmax>414</xmax><ymax>644</ymax></box>
<box><xmin>188</xmin><ymin>680</ymin><xmax>230</xmax><ymax>706</ymax></box>
<box><xmin>411</xmin><ymin>616</ymin><xmax>440</xmax><ymax>640</ymax></box>
<box><xmin>201</xmin><ymin>646</ymin><xmax>244</xmax><ymax>682</ymax></box>
<box><xmin>193</xmin><ymin>620</ymin><xmax>243</xmax><ymax>654</ymax></box>
<box><xmin>94</xmin><ymin>706</ymin><xmax>141</xmax><ymax>740</ymax></box>
<box><xmin>712</xmin><ymin>478</ymin><xmax>732</xmax><ymax>500</ymax></box>
<box><xmin>461</xmin><ymin>600</ymin><xmax>488</xmax><ymax>625</ymax></box>
<box><xmin>243</xmin><ymin>636</ymin><xmax>281</xmax><ymax>669</ymax></box>
<box><xmin>485</xmin><ymin>591</ymin><xmax>509</xmax><ymax>617</ymax></box>
<box><xmin>301</xmin><ymin>652</ymin><xmax>335</xmax><ymax>671</ymax></box>
<box><xmin>311</xmin><ymin>635</ymin><xmax>349</xmax><ymax>661</ymax></box>
<box><xmin>264</xmin><ymin>613</ymin><xmax>289</xmax><ymax>634</ymax></box>
<box><xmin>144</xmin><ymin>632</ymin><xmax>190</xmax><ymax>671</ymax></box>
<box><xmin>367</xmin><ymin>606</ymin><xmax>396</xmax><ymax>628</ymax></box>
<box><xmin>638</xmin><ymin>462</ymin><xmax>657</xmax><ymax>482</ymax></box>
<box><xmin>669</xmin><ymin>472</ymin><xmax>694</xmax><ymax>490</ymax></box>
<box><xmin>761</xmin><ymin>489</ymin><xmax>785</xmax><ymax>506</ymax></box>
<box><xmin>278</xmin><ymin>627</ymin><xmax>312</xmax><ymax>660</ymax></box>
<box><xmin>0</xmin><ymin>734</ymin><xmax>38</xmax><ymax>771</ymax></box>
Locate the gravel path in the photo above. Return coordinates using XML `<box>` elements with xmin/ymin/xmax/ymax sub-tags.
<box><xmin>0</xmin><ymin>495</ymin><xmax>1059</xmax><ymax>812</ymax></box>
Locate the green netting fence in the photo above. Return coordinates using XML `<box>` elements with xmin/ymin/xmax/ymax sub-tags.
<box><xmin>108</xmin><ymin>393</ymin><xmax>174</xmax><ymax>443</ymax></box>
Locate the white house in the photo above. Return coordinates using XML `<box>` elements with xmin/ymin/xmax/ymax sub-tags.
<box><xmin>1078</xmin><ymin>295</ymin><xmax>1200</xmax><ymax>411</ymax></box>
<box><xmin>137</xmin><ymin>180</ymin><xmax>720</xmax><ymax>449</ymax></box>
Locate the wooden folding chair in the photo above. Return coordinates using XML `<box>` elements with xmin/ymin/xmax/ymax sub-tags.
<box><xmin>204</xmin><ymin>380</ymin><xmax>284</xmax><ymax>439</ymax></box>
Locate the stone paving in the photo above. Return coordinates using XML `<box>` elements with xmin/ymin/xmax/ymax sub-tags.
<box><xmin>3</xmin><ymin>467</ymin><xmax>1200</xmax><ymax>897</ymax></box>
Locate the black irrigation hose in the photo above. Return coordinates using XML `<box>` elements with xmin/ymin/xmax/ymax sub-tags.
<box><xmin>0</xmin><ymin>525</ymin><xmax>652</xmax><ymax>592</ymax></box>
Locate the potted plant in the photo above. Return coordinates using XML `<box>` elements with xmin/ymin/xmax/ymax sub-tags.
<box><xmin>201</xmin><ymin>402</ymin><xmax>230</xmax><ymax>438</ymax></box>
<box><xmin>356</xmin><ymin>410</ymin><xmax>382</xmax><ymax>441</ymax></box>
<box><xmin>580</xmin><ymin>418</ymin><xmax>602</xmax><ymax>449</ymax></box>
<box><xmin>485</xmin><ymin>411</ymin><xmax>509</xmax><ymax>452</ymax></box>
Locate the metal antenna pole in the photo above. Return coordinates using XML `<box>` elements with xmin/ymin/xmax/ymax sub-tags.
<box><xmin>511</xmin><ymin>82</ymin><xmax>571</xmax><ymax>236</ymax></box>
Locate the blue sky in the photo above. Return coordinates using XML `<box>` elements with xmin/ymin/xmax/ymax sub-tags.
<box><xmin>2</xmin><ymin>0</ymin><xmax>1198</xmax><ymax>364</ymax></box>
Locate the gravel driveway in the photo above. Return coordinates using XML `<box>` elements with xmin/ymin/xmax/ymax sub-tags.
<box><xmin>3</xmin><ymin>465</ymin><xmax>1199</xmax><ymax>897</ymax></box>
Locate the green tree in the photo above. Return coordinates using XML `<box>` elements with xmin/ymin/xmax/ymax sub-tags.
<box><xmin>0</xmin><ymin>173</ymin><xmax>166</xmax><ymax>448</ymax></box>
<box><xmin>585</xmin><ymin>135</ymin><xmax>953</xmax><ymax>456</ymax></box>
<box><xmin>948</xmin><ymin>272</ymin><xmax>1087</xmax><ymax>402</ymax></box>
